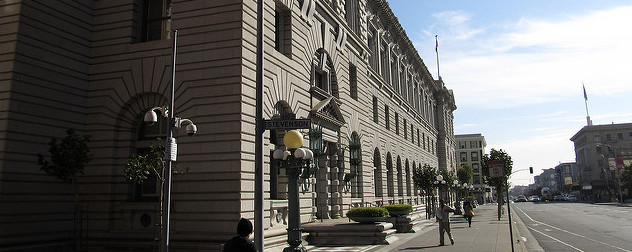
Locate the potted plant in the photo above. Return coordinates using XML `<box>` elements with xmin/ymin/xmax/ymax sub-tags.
<box><xmin>383</xmin><ymin>204</ymin><xmax>413</xmax><ymax>217</ymax></box>
<box><xmin>347</xmin><ymin>207</ymin><xmax>389</xmax><ymax>223</ymax></box>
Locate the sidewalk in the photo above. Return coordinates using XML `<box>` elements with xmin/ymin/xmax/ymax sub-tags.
<box><xmin>305</xmin><ymin>203</ymin><xmax>543</xmax><ymax>252</ymax></box>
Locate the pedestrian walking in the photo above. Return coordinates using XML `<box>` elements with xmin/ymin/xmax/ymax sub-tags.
<box><xmin>436</xmin><ymin>198</ymin><xmax>454</xmax><ymax>246</ymax></box>
<box><xmin>222</xmin><ymin>218</ymin><xmax>258</xmax><ymax>252</ymax></box>
<box><xmin>463</xmin><ymin>201</ymin><xmax>474</xmax><ymax>227</ymax></box>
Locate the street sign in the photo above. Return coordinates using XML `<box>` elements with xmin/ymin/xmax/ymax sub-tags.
<box><xmin>488</xmin><ymin>160</ymin><xmax>505</xmax><ymax>178</ymax></box>
<box><xmin>264</xmin><ymin>118</ymin><xmax>311</xmax><ymax>130</ymax></box>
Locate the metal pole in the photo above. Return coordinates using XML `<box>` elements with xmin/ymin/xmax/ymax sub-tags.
<box><xmin>254</xmin><ymin>0</ymin><xmax>265</xmax><ymax>251</ymax></box>
<box><xmin>285</xmin><ymin>166</ymin><xmax>305</xmax><ymax>251</ymax></box>
<box><xmin>506</xmin><ymin>184</ymin><xmax>515</xmax><ymax>252</ymax></box>
<box><xmin>161</xmin><ymin>29</ymin><xmax>178</xmax><ymax>252</ymax></box>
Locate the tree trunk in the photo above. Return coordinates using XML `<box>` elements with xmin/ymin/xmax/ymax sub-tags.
<box><xmin>73</xmin><ymin>178</ymin><xmax>81</xmax><ymax>252</ymax></box>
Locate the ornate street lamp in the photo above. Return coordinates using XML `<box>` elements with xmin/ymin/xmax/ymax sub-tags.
<box><xmin>272</xmin><ymin>130</ymin><xmax>314</xmax><ymax>252</ymax></box>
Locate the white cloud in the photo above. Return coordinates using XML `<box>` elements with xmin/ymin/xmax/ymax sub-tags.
<box><xmin>420</xmin><ymin>5</ymin><xmax>632</xmax><ymax>109</ymax></box>
<box><xmin>429</xmin><ymin>11</ymin><xmax>483</xmax><ymax>40</ymax></box>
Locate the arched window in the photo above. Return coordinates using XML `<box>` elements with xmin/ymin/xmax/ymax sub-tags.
<box><xmin>134</xmin><ymin>114</ymin><xmax>168</xmax><ymax>201</ymax></box>
<box><xmin>373</xmin><ymin>148</ymin><xmax>382</xmax><ymax>197</ymax></box>
<box><xmin>313</xmin><ymin>50</ymin><xmax>339</xmax><ymax>99</ymax></box>
<box><xmin>397</xmin><ymin>156</ymin><xmax>403</xmax><ymax>196</ymax></box>
<box><xmin>269</xmin><ymin>101</ymin><xmax>293</xmax><ymax>200</ymax></box>
<box><xmin>386</xmin><ymin>152</ymin><xmax>394</xmax><ymax>197</ymax></box>
<box><xmin>349</xmin><ymin>132</ymin><xmax>362</xmax><ymax>198</ymax></box>
<box><xmin>406</xmin><ymin>159</ymin><xmax>412</xmax><ymax>196</ymax></box>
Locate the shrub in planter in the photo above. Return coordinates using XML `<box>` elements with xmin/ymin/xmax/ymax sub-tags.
<box><xmin>347</xmin><ymin>207</ymin><xmax>388</xmax><ymax>223</ymax></box>
<box><xmin>383</xmin><ymin>204</ymin><xmax>413</xmax><ymax>217</ymax></box>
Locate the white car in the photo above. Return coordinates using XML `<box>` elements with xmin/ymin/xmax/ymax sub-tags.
<box><xmin>515</xmin><ymin>195</ymin><xmax>527</xmax><ymax>202</ymax></box>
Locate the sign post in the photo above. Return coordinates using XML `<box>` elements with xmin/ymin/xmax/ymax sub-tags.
<box><xmin>487</xmin><ymin>160</ymin><xmax>514</xmax><ymax>252</ymax></box>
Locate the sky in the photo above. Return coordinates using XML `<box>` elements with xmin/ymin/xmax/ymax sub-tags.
<box><xmin>387</xmin><ymin>0</ymin><xmax>632</xmax><ymax>186</ymax></box>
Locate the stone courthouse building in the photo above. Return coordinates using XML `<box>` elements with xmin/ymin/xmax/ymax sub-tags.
<box><xmin>0</xmin><ymin>0</ymin><xmax>456</xmax><ymax>251</ymax></box>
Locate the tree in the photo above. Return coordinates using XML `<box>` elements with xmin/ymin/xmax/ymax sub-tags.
<box><xmin>37</xmin><ymin>128</ymin><xmax>91</xmax><ymax>251</ymax></box>
<box><xmin>457</xmin><ymin>164</ymin><xmax>473</xmax><ymax>185</ymax></box>
<box><xmin>621</xmin><ymin>163</ymin><xmax>632</xmax><ymax>199</ymax></box>
<box><xmin>124</xmin><ymin>138</ymin><xmax>189</xmax><ymax>245</ymax></box>
<box><xmin>125</xmin><ymin>139</ymin><xmax>166</xmax><ymax>184</ymax></box>
<box><xmin>413</xmin><ymin>163</ymin><xmax>438</xmax><ymax>219</ymax></box>
<box><xmin>481</xmin><ymin>148</ymin><xmax>513</xmax><ymax>220</ymax></box>
<box><xmin>37</xmin><ymin>128</ymin><xmax>91</xmax><ymax>183</ymax></box>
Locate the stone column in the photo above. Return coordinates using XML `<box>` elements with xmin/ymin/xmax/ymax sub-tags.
<box><xmin>316</xmin><ymin>154</ymin><xmax>331</xmax><ymax>219</ymax></box>
<box><xmin>330</xmin><ymin>152</ymin><xmax>341</xmax><ymax>218</ymax></box>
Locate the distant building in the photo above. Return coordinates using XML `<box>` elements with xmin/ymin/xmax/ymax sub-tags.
<box><xmin>534</xmin><ymin>168</ymin><xmax>559</xmax><ymax>194</ymax></box>
<box><xmin>554</xmin><ymin>162</ymin><xmax>579</xmax><ymax>192</ymax></box>
<box><xmin>455</xmin><ymin>134</ymin><xmax>489</xmax><ymax>202</ymax></box>
<box><xmin>570</xmin><ymin>123</ymin><xmax>632</xmax><ymax>201</ymax></box>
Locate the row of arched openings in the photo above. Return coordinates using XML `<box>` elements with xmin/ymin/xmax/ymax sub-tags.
<box><xmin>373</xmin><ymin>148</ymin><xmax>417</xmax><ymax>198</ymax></box>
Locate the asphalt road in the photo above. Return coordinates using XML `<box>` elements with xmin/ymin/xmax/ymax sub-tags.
<box><xmin>512</xmin><ymin>201</ymin><xmax>632</xmax><ymax>252</ymax></box>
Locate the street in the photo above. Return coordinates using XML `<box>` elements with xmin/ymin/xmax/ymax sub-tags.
<box><xmin>512</xmin><ymin>202</ymin><xmax>632</xmax><ymax>251</ymax></box>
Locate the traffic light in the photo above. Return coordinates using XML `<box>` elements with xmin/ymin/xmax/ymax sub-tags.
<box><xmin>529</xmin><ymin>167</ymin><xmax>533</xmax><ymax>174</ymax></box>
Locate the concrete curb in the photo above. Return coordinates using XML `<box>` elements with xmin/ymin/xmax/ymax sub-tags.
<box><xmin>510</xmin><ymin>204</ymin><xmax>545</xmax><ymax>252</ymax></box>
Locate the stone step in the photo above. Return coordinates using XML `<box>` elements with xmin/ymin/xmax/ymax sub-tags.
<box><xmin>304</xmin><ymin>221</ymin><xmax>398</xmax><ymax>245</ymax></box>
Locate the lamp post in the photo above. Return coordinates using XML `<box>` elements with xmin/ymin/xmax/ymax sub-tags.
<box><xmin>453</xmin><ymin>180</ymin><xmax>461</xmax><ymax>214</ymax></box>
<box><xmin>434</xmin><ymin>174</ymin><xmax>445</xmax><ymax>199</ymax></box>
<box><xmin>272</xmin><ymin>130</ymin><xmax>314</xmax><ymax>252</ymax></box>
<box><xmin>142</xmin><ymin>30</ymin><xmax>199</xmax><ymax>252</ymax></box>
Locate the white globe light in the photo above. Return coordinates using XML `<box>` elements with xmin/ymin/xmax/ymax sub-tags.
<box><xmin>454</xmin><ymin>180</ymin><xmax>459</xmax><ymax>185</ymax></box>
<box><xmin>436</xmin><ymin>175</ymin><xmax>443</xmax><ymax>181</ymax></box>
<box><xmin>303</xmin><ymin>149</ymin><xmax>313</xmax><ymax>160</ymax></box>
<box><xmin>294</xmin><ymin>148</ymin><xmax>306</xmax><ymax>158</ymax></box>
<box><xmin>441</xmin><ymin>181</ymin><xmax>446</xmax><ymax>184</ymax></box>
<box><xmin>273</xmin><ymin>149</ymin><xmax>284</xmax><ymax>160</ymax></box>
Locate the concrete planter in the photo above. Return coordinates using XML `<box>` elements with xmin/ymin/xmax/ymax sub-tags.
<box><xmin>348</xmin><ymin>216</ymin><xmax>386</xmax><ymax>224</ymax></box>
<box><xmin>388</xmin><ymin>210</ymin><xmax>411</xmax><ymax>217</ymax></box>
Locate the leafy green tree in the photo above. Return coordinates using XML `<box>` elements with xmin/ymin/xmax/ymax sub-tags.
<box><xmin>124</xmin><ymin>138</ymin><xmax>190</xmax><ymax>241</ymax></box>
<box><xmin>481</xmin><ymin>148</ymin><xmax>513</xmax><ymax>220</ymax></box>
<box><xmin>37</xmin><ymin>128</ymin><xmax>91</xmax><ymax>183</ymax></box>
<box><xmin>413</xmin><ymin>163</ymin><xmax>438</xmax><ymax>219</ymax></box>
<box><xmin>457</xmin><ymin>164</ymin><xmax>473</xmax><ymax>185</ymax></box>
<box><xmin>125</xmin><ymin>139</ymin><xmax>166</xmax><ymax>184</ymax></box>
<box><xmin>621</xmin><ymin>163</ymin><xmax>632</xmax><ymax>199</ymax></box>
<box><xmin>37</xmin><ymin>128</ymin><xmax>91</xmax><ymax>251</ymax></box>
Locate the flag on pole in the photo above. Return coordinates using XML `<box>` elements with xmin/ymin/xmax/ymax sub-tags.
<box><xmin>435</xmin><ymin>35</ymin><xmax>438</xmax><ymax>52</ymax></box>
<box><xmin>583</xmin><ymin>82</ymin><xmax>588</xmax><ymax>101</ymax></box>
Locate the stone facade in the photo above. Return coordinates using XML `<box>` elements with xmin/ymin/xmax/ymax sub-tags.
<box><xmin>570</xmin><ymin>123</ymin><xmax>632</xmax><ymax>201</ymax></box>
<box><xmin>0</xmin><ymin>0</ymin><xmax>456</xmax><ymax>250</ymax></box>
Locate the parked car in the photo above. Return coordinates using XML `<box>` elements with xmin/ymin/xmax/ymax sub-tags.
<box><xmin>565</xmin><ymin>194</ymin><xmax>577</xmax><ymax>201</ymax></box>
<box><xmin>528</xmin><ymin>195</ymin><xmax>540</xmax><ymax>202</ymax></box>
<box><xmin>553</xmin><ymin>195</ymin><xmax>565</xmax><ymax>201</ymax></box>
<box><xmin>515</xmin><ymin>195</ymin><xmax>528</xmax><ymax>202</ymax></box>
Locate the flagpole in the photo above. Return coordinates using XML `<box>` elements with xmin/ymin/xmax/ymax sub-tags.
<box><xmin>583</xmin><ymin>82</ymin><xmax>592</xmax><ymax>126</ymax></box>
<box><xmin>435</xmin><ymin>35</ymin><xmax>440</xmax><ymax>79</ymax></box>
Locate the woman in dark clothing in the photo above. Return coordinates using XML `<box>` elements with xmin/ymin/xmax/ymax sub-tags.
<box><xmin>463</xmin><ymin>201</ymin><xmax>474</xmax><ymax>227</ymax></box>
<box><xmin>223</xmin><ymin>218</ymin><xmax>257</xmax><ymax>252</ymax></box>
